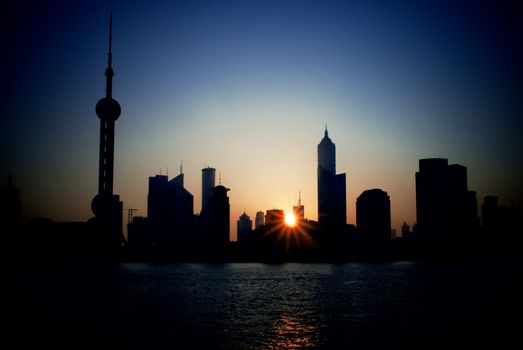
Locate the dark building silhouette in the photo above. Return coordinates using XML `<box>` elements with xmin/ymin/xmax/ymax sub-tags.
<box><xmin>335</xmin><ymin>173</ymin><xmax>347</xmax><ymax>225</ymax></box>
<box><xmin>481</xmin><ymin>196</ymin><xmax>499</xmax><ymax>231</ymax></box>
<box><xmin>90</xmin><ymin>14</ymin><xmax>124</xmax><ymax>248</ymax></box>
<box><xmin>127</xmin><ymin>216</ymin><xmax>149</xmax><ymax>249</ymax></box>
<box><xmin>201</xmin><ymin>167</ymin><xmax>216</xmax><ymax>214</ymax></box>
<box><xmin>467</xmin><ymin>190</ymin><xmax>480</xmax><ymax>231</ymax></box>
<box><xmin>197</xmin><ymin>168</ymin><xmax>230</xmax><ymax>254</ymax></box>
<box><xmin>293</xmin><ymin>192</ymin><xmax>305</xmax><ymax>224</ymax></box>
<box><xmin>481</xmin><ymin>196</ymin><xmax>518</xmax><ymax>247</ymax></box>
<box><xmin>237</xmin><ymin>211</ymin><xmax>252</xmax><ymax>244</ymax></box>
<box><xmin>148</xmin><ymin>175</ymin><xmax>169</xmax><ymax>227</ymax></box>
<box><xmin>415</xmin><ymin>158</ymin><xmax>479</xmax><ymax>241</ymax></box>
<box><xmin>317</xmin><ymin>127</ymin><xmax>347</xmax><ymax>228</ymax></box>
<box><xmin>401</xmin><ymin>221</ymin><xmax>411</xmax><ymax>239</ymax></box>
<box><xmin>356</xmin><ymin>189</ymin><xmax>391</xmax><ymax>242</ymax></box>
<box><xmin>147</xmin><ymin>173</ymin><xmax>194</xmax><ymax>248</ymax></box>
<box><xmin>255</xmin><ymin>211</ymin><xmax>264</xmax><ymax>229</ymax></box>
<box><xmin>0</xmin><ymin>175</ymin><xmax>22</xmax><ymax>231</ymax></box>
<box><xmin>206</xmin><ymin>185</ymin><xmax>230</xmax><ymax>249</ymax></box>
<box><xmin>265</xmin><ymin>209</ymin><xmax>285</xmax><ymax>227</ymax></box>
<box><xmin>0</xmin><ymin>175</ymin><xmax>24</xmax><ymax>259</ymax></box>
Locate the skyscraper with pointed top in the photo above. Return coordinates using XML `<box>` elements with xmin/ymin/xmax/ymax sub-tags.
<box><xmin>91</xmin><ymin>13</ymin><xmax>124</xmax><ymax>248</ymax></box>
<box><xmin>317</xmin><ymin>127</ymin><xmax>347</xmax><ymax>228</ymax></box>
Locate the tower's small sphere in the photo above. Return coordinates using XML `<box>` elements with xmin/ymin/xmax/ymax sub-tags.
<box><xmin>96</xmin><ymin>97</ymin><xmax>121</xmax><ymax>121</ymax></box>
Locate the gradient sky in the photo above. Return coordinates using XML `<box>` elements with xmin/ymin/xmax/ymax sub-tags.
<box><xmin>2</xmin><ymin>0</ymin><xmax>522</xmax><ymax>240</ymax></box>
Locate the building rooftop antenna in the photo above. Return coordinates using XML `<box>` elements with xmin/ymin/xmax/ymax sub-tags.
<box><xmin>123</xmin><ymin>208</ymin><xmax>138</xmax><ymax>225</ymax></box>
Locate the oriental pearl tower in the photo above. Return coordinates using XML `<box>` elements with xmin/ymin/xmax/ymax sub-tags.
<box><xmin>91</xmin><ymin>13</ymin><xmax>124</xmax><ymax>248</ymax></box>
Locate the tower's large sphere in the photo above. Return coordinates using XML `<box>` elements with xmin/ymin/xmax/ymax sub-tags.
<box><xmin>92</xmin><ymin>193</ymin><xmax>121</xmax><ymax>217</ymax></box>
<box><xmin>96</xmin><ymin>97</ymin><xmax>121</xmax><ymax>121</ymax></box>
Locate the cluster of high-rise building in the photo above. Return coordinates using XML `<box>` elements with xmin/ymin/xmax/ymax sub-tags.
<box><xmin>123</xmin><ymin>121</ymin><xmax>517</xmax><ymax>260</ymax></box>
<box><xmin>127</xmin><ymin>166</ymin><xmax>231</xmax><ymax>258</ymax></box>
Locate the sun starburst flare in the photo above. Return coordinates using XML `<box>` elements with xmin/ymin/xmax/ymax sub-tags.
<box><xmin>284</xmin><ymin>213</ymin><xmax>296</xmax><ymax>227</ymax></box>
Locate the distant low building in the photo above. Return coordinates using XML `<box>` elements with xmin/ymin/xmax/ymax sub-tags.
<box><xmin>401</xmin><ymin>221</ymin><xmax>411</xmax><ymax>239</ymax></box>
<box><xmin>293</xmin><ymin>192</ymin><xmax>305</xmax><ymax>224</ymax></box>
<box><xmin>255</xmin><ymin>211</ymin><xmax>264</xmax><ymax>229</ymax></box>
<box><xmin>0</xmin><ymin>175</ymin><xmax>22</xmax><ymax>231</ymax></box>
<box><xmin>481</xmin><ymin>195</ymin><xmax>518</xmax><ymax>242</ymax></box>
<box><xmin>265</xmin><ymin>209</ymin><xmax>284</xmax><ymax>227</ymax></box>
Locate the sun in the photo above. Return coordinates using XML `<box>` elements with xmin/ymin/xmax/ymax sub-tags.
<box><xmin>284</xmin><ymin>213</ymin><xmax>297</xmax><ymax>227</ymax></box>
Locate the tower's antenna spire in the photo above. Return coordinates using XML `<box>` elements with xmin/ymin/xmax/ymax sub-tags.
<box><xmin>105</xmin><ymin>12</ymin><xmax>114</xmax><ymax>98</ymax></box>
<box><xmin>324</xmin><ymin>124</ymin><xmax>328</xmax><ymax>137</ymax></box>
<box><xmin>109</xmin><ymin>12</ymin><xmax>113</xmax><ymax>68</ymax></box>
<box><xmin>180</xmin><ymin>160</ymin><xmax>183</xmax><ymax>174</ymax></box>
<box><xmin>219</xmin><ymin>172</ymin><xmax>222</xmax><ymax>185</ymax></box>
<box><xmin>299</xmin><ymin>191</ymin><xmax>301</xmax><ymax>206</ymax></box>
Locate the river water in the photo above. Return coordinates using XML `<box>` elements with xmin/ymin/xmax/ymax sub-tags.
<box><xmin>2</xmin><ymin>262</ymin><xmax>521</xmax><ymax>349</ymax></box>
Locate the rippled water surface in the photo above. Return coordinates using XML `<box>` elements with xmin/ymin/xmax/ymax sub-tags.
<box><xmin>3</xmin><ymin>262</ymin><xmax>522</xmax><ymax>348</ymax></box>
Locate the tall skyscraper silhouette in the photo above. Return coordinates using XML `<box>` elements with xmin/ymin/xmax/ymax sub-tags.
<box><xmin>237</xmin><ymin>211</ymin><xmax>252</xmax><ymax>244</ymax></box>
<box><xmin>356</xmin><ymin>189</ymin><xmax>392</xmax><ymax>242</ymax></box>
<box><xmin>207</xmin><ymin>185</ymin><xmax>230</xmax><ymax>248</ymax></box>
<box><xmin>148</xmin><ymin>175</ymin><xmax>169</xmax><ymax>226</ymax></box>
<box><xmin>201</xmin><ymin>167</ymin><xmax>216</xmax><ymax>214</ymax></box>
<box><xmin>415</xmin><ymin>158</ymin><xmax>478</xmax><ymax>241</ymax></box>
<box><xmin>317</xmin><ymin>127</ymin><xmax>347</xmax><ymax>227</ymax></box>
<box><xmin>91</xmin><ymin>13</ymin><xmax>124</xmax><ymax>247</ymax></box>
<box><xmin>147</xmin><ymin>173</ymin><xmax>194</xmax><ymax>248</ymax></box>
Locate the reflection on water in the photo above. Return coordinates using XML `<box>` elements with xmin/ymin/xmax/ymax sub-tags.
<box><xmin>2</xmin><ymin>262</ymin><xmax>522</xmax><ymax>349</ymax></box>
<box><xmin>267</xmin><ymin>315</ymin><xmax>318</xmax><ymax>349</ymax></box>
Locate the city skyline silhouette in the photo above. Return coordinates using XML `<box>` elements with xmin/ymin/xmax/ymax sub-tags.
<box><xmin>2</xmin><ymin>1</ymin><xmax>522</xmax><ymax>243</ymax></box>
<box><xmin>2</xmin><ymin>3</ymin><xmax>522</xmax><ymax>349</ymax></box>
